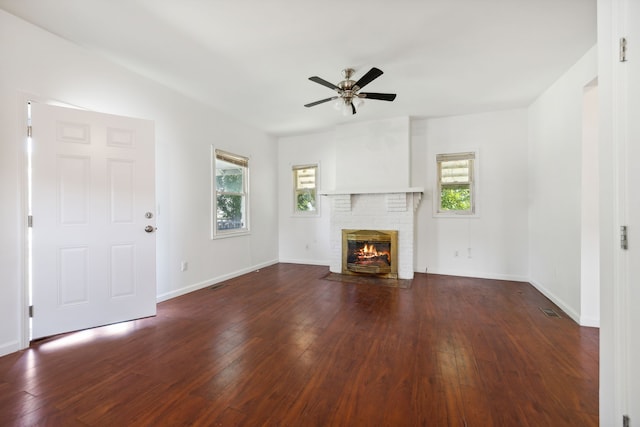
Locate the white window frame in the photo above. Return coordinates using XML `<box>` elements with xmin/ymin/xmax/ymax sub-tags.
<box><xmin>212</xmin><ymin>148</ymin><xmax>250</xmax><ymax>238</ymax></box>
<box><xmin>292</xmin><ymin>163</ymin><xmax>320</xmax><ymax>216</ymax></box>
<box><xmin>434</xmin><ymin>151</ymin><xmax>479</xmax><ymax>217</ymax></box>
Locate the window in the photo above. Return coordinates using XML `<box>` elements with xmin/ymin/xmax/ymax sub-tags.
<box><xmin>213</xmin><ymin>149</ymin><xmax>249</xmax><ymax>237</ymax></box>
<box><xmin>292</xmin><ymin>164</ymin><xmax>318</xmax><ymax>215</ymax></box>
<box><xmin>436</xmin><ymin>151</ymin><xmax>476</xmax><ymax>215</ymax></box>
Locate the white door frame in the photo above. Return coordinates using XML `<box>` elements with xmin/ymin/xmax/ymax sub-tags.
<box><xmin>599</xmin><ymin>0</ymin><xmax>635</xmax><ymax>421</ymax></box>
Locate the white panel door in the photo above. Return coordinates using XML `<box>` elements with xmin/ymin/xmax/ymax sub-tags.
<box><xmin>30</xmin><ymin>103</ymin><xmax>156</xmax><ymax>339</ymax></box>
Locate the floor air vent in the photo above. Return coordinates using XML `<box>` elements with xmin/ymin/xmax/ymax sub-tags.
<box><xmin>540</xmin><ymin>307</ymin><xmax>561</xmax><ymax>318</ymax></box>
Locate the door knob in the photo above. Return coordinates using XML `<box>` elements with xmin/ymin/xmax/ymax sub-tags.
<box><xmin>144</xmin><ymin>225</ymin><xmax>156</xmax><ymax>233</ymax></box>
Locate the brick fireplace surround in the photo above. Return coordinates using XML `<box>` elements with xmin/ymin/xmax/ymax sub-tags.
<box><xmin>322</xmin><ymin>188</ymin><xmax>423</xmax><ymax>279</ymax></box>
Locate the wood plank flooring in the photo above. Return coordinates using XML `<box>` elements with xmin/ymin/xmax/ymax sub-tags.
<box><xmin>0</xmin><ymin>263</ymin><xmax>599</xmax><ymax>426</ymax></box>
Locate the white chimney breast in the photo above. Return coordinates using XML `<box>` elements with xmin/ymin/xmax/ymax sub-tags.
<box><xmin>334</xmin><ymin>117</ymin><xmax>410</xmax><ymax>191</ymax></box>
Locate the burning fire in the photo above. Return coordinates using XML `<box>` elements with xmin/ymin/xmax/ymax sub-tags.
<box><xmin>355</xmin><ymin>243</ymin><xmax>390</xmax><ymax>262</ymax></box>
<box><xmin>358</xmin><ymin>244</ymin><xmax>378</xmax><ymax>258</ymax></box>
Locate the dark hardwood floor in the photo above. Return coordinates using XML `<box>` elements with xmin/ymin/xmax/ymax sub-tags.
<box><xmin>0</xmin><ymin>263</ymin><xmax>598</xmax><ymax>426</ymax></box>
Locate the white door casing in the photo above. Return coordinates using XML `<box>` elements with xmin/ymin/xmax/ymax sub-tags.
<box><xmin>608</xmin><ymin>0</ymin><xmax>640</xmax><ymax>421</ymax></box>
<box><xmin>622</xmin><ymin>0</ymin><xmax>640</xmax><ymax>419</ymax></box>
<box><xmin>30</xmin><ymin>103</ymin><xmax>156</xmax><ymax>339</ymax></box>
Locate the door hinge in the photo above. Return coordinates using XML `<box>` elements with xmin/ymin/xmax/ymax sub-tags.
<box><xmin>27</xmin><ymin>125</ymin><xmax>32</xmax><ymax>138</ymax></box>
<box><xmin>621</xmin><ymin>225</ymin><xmax>628</xmax><ymax>250</ymax></box>
<box><xmin>620</xmin><ymin>37</ymin><xmax>627</xmax><ymax>62</ymax></box>
<box><xmin>28</xmin><ymin>215</ymin><xmax>33</xmax><ymax>228</ymax></box>
<box><xmin>29</xmin><ymin>305</ymin><xmax>34</xmax><ymax>318</ymax></box>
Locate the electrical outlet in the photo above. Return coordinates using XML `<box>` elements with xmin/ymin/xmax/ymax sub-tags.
<box><xmin>180</xmin><ymin>261</ymin><xmax>188</xmax><ymax>272</ymax></box>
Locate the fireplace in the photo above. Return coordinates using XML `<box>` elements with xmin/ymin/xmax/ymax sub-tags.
<box><xmin>322</xmin><ymin>189</ymin><xmax>423</xmax><ymax>280</ymax></box>
<box><xmin>342</xmin><ymin>229</ymin><xmax>398</xmax><ymax>279</ymax></box>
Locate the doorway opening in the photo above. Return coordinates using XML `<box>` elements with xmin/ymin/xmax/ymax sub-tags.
<box><xmin>580</xmin><ymin>79</ymin><xmax>599</xmax><ymax>327</ymax></box>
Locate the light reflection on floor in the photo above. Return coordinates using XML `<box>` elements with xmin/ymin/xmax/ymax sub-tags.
<box><xmin>37</xmin><ymin>321</ymin><xmax>136</xmax><ymax>352</ymax></box>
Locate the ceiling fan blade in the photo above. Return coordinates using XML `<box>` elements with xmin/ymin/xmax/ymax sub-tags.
<box><xmin>354</xmin><ymin>67</ymin><xmax>383</xmax><ymax>89</ymax></box>
<box><xmin>309</xmin><ymin>76</ymin><xmax>340</xmax><ymax>91</ymax></box>
<box><xmin>304</xmin><ymin>96</ymin><xmax>339</xmax><ymax>108</ymax></box>
<box><xmin>360</xmin><ymin>92</ymin><xmax>397</xmax><ymax>102</ymax></box>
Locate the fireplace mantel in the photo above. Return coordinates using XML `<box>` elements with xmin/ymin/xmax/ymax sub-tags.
<box><xmin>320</xmin><ymin>187</ymin><xmax>423</xmax><ymax>196</ymax></box>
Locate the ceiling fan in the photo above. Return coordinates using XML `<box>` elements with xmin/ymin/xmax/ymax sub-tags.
<box><xmin>304</xmin><ymin>67</ymin><xmax>397</xmax><ymax>115</ymax></box>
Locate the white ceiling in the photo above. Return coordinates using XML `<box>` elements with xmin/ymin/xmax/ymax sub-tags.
<box><xmin>0</xmin><ymin>0</ymin><xmax>596</xmax><ymax>136</ymax></box>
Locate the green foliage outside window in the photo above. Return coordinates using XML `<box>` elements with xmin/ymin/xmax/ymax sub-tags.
<box><xmin>217</xmin><ymin>194</ymin><xmax>242</xmax><ymax>221</ymax></box>
<box><xmin>216</xmin><ymin>169</ymin><xmax>244</xmax><ymax>229</ymax></box>
<box><xmin>216</xmin><ymin>169</ymin><xmax>242</xmax><ymax>193</ymax></box>
<box><xmin>440</xmin><ymin>187</ymin><xmax>471</xmax><ymax>211</ymax></box>
<box><xmin>296</xmin><ymin>191</ymin><xmax>316</xmax><ymax>212</ymax></box>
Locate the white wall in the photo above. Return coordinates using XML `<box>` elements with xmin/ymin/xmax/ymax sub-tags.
<box><xmin>413</xmin><ymin>110</ymin><xmax>530</xmax><ymax>281</ymax></box>
<box><xmin>277</xmin><ymin>130</ymin><xmax>335</xmax><ymax>265</ymax></box>
<box><xmin>334</xmin><ymin>117</ymin><xmax>410</xmax><ymax>190</ymax></box>
<box><xmin>527</xmin><ymin>46</ymin><xmax>597</xmax><ymax>324</ymax></box>
<box><xmin>0</xmin><ymin>11</ymin><xmax>278</xmax><ymax>356</ymax></box>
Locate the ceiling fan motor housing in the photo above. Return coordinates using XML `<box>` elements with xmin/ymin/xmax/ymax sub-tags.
<box><xmin>339</xmin><ymin>72</ymin><xmax>357</xmax><ymax>97</ymax></box>
<box><xmin>338</xmin><ymin>69</ymin><xmax>358</xmax><ymax>101</ymax></box>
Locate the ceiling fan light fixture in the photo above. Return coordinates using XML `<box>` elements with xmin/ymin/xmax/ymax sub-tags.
<box><xmin>341</xmin><ymin>101</ymin><xmax>352</xmax><ymax>116</ymax></box>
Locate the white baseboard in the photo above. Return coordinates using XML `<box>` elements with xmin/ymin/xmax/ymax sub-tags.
<box><xmin>156</xmin><ymin>259</ymin><xmax>279</xmax><ymax>303</ymax></box>
<box><xmin>0</xmin><ymin>340</ymin><xmax>21</xmax><ymax>358</ymax></box>
<box><xmin>528</xmin><ymin>278</ymin><xmax>581</xmax><ymax>325</ymax></box>
<box><xmin>278</xmin><ymin>258</ymin><xmax>330</xmax><ymax>266</ymax></box>
<box><xmin>426</xmin><ymin>270</ymin><xmax>598</xmax><ymax>327</ymax></box>
<box><xmin>579</xmin><ymin>315</ymin><xmax>600</xmax><ymax>328</ymax></box>
<box><xmin>424</xmin><ymin>268</ymin><xmax>529</xmax><ymax>283</ymax></box>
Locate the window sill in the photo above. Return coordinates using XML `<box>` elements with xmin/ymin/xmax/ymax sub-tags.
<box><xmin>433</xmin><ymin>211</ymin><xmax>478</xmax><ymax>219</ymax></box>
<box><xmin>291</xmin><ymin>211</ymin><xmax>320</xmax><ymax>218</ymax></box>
<box><xmin>212</xmin><ymin>229</ymin><xmax>250</xmax><ymax>239</ymax></box>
